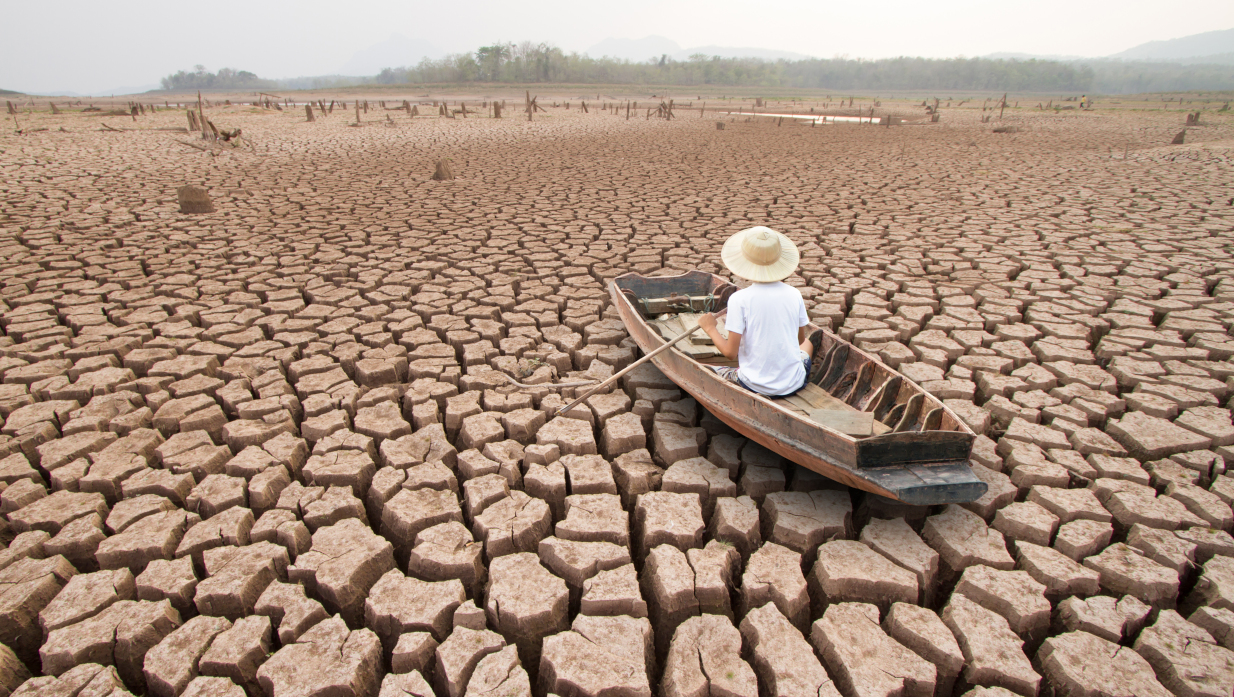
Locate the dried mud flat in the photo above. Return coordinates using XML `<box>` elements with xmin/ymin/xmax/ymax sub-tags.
<box><xmin>0</xmin><ymin>100</ymin><xmax>1233</xmax><ymax>697</ymax></box>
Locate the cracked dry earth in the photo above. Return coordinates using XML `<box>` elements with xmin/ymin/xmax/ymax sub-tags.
<box><xmin>0</xmin><ymin>101</ymin><xmax>1233</xmax><ymax>697</ymax></box>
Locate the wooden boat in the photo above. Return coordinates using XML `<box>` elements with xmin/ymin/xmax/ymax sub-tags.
<box><xmin>611</xmin><ymin>270</ymin><xmax>988</xmax><ymax>506</ymax></box>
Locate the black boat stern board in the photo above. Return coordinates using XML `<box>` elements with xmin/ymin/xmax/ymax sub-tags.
<box><xmin>865</xmin><ymin>461</ymin><xmax>989</xmax><ymax>506</ymax></box>
<box><xmin>856</xmin><ymin>430</ymin><xmax>973</xmax><ymax>468</ymax></box>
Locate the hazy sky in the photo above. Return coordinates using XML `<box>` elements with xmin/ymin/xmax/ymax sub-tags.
<box><xmin>5</xmin><ymin>0</ymin><xmax>1232</xmax><ymax>94</ymax></box>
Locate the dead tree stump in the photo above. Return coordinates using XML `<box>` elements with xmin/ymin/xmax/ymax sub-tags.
<box><xmin>306</xmin><ymin>104</ymin><xmax>315</xmax><ymax>122</ymax></box>
<box><xmin>1171</xmin><ymin>130</ymin><xmax>1186</xmax><ymax>145</ymax></box>
<box><xmin>716</xmin><ymin>122</ymin><xmax>725</xmax><ymax>130</ymax></box>
<box><xmin>49</xmin><ymin>102</ymin><xmax>60</xmax><ymax>115</ymax></box>
<box><xmin>431</xmin><ymin>160</ymin><xmax>454</xmax><ymax>181</ymax></box>
<box><xmin>177</xmin><ymin>186</ymin><xmax>215</xmax><ymax>214</ymax></box>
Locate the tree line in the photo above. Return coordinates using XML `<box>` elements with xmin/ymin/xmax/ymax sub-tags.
<box><xmin>157</xmin><ymin>45</ymin><xmax>1234</xmax><ymax>94</ymax></box>
<box><xmin>375</xmin><ymin>43</ymin><xmax>1093</xmax><ymax>91</ymax></box>
<box><xmin>160</xmin><ymin>66</ymin><xmax>277</xmax><ymax>91</ymax></box>
<box><xmin>371</xmin><ymin>43</ymin><xmax>1234</xmax><ymax>93</ymax></box>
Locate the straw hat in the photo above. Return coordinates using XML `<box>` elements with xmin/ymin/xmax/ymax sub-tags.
<box><xmin>720</xmin><ymin>226</ymin><xmax>800</xmax><ymax>282</ymax></box>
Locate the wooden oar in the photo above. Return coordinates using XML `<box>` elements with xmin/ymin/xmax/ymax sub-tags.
<box><xmin>554</xmin><ymin>310</ymin><xmax>726</xmax><ymax>418</ymax></box>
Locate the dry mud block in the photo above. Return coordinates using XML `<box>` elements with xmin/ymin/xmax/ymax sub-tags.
<box><xmin>540</xmin><ymin>614</ymin><xmax>653</xmax><ymax>697</ymax></box>
<box><xmin>144</xmin><ymin>614</ymin><xmax>232</xmax><ymax>697</ymax></box>
<box><xmin>484</xmin><ymin>552</ymin><xmax>567</xmax><ymax>674</ymax></box>
<box><xmin>639</xmin><ymin>541</ymin><xmax>737</xmax><ymax>654</ymax></box>
<box><xmin>661</xmin><ymin>614</ymin><xmax>756</xmax><ymax>697</ymax></box>
<box><xmin>859</xmin><ymin>516</ymin><xmax>940</xmax><ymax>604</ymax></box>
<box><xmin>257</xmin><ymin>615</ymin><xmax>382</xmax><ymax>697</ymax></box>
<box><xmin>579</xmin><ymin>563</ymin><xmax>646</xmax><ymax>618</ymax></box>
<box><xmin>942</xmin><ymin>593</ymin><xmax>1040</xmax><ymax>697</ymax></box>
<box><xmin>1134</xmin><ymin>609</ymin><xmax>1234</xmax><ymax>697</ymax></box>
<box><xmin>953</xmin><ymin>565</ymin><xmax>1051</xmax><ymax>641</ymax></box>
<box><xmin>709</xmin><ymin>495</ymin><xmax>761</xmax><ymax>559</ymax></box>
<box><xmin>380</xmin><ymin>670</ymin><xmax>434</xmax><ymax>697</ymax></box>
<box><xmin>537</xmin><ymin>535</ymin><xmax>630</xmax><ymax>610</ymax></box>
<box><xmin>38</xmin><ymin>567</ymin><xmax>136</xmax><ymax>636</ymax></box>
<box><xmin>433</xmin><ymin>626</ymin><xmax>505</xmax><ymax>697</ymax></box>
<box><xmin>809</xmin><ymin>539</ymin><xmax>918</xmax><ymax>615</ymax></box>
<box><xmin>194</xmin><ymin>542</ymin><xmax>288</xmax><ymax>620</ymax></box>
<box><xmin>634</xmin><ymin>491</ymin><xmax>705</xmax><ymax>559</ymax></box>
<box><xmin>1107</xmin><ymin>411</ymin><xmax>1213</xmax><ymax>461</ymax></box>
<box><xmin>467</xmin><ymin>644</ymin><xmax>530</xmax><ymax>697</ymax></box>
<box><xmin>177</xmin><ymin>185</ymin><xmax>215</xmax><ymax>214</ymax></box>
<box><xmin>11</xmin><ymin>663</ymin><xmax>127</xmax><ymax>697</ymax></box>
<box><xmin>96</xmin><ymin>509</ymin><xmax>190</xmax><ymax>576</ymax></box>
<box><xmin>762</xmin><ymin>490</ymin><xmax>852</xmax><ymax>560</ymax></box>
<box><xmin>812</xmin><ymin>602</ymin><xmax>936</xmax><ymax>697</ymax></box>
<box><xmin>740</xmin><ymin>542</ymin><xmax>810</xmax><ymax>630</ymax></box>
<box><xmin>1082</xmin><ymin>543</ymin><xmax>1179</xmax><ymax>607</ymax></box>
<box><xmin>408</xmin><ymin>522</ymin><xmax>486</xmax><ymax>598</ymax></box>
<box><xmin>390</xmin><ymin>631</ymin><xmax>437</xmax><ymax>676</ymax></box>
<box><xmin>739</xmin><ymin>603</ymin><xmax>841</xmax><ymax>697</ymax></box>
<box><xmin>554</xmin><ymin>493</ymin><xmax>627</xmax><ymax>547</ymax></box>
<box><xmin>1181</xmin><ymin>553</ymin><xmax>1234</xmax><ymax>615</ymax></box>
<box><xmin>883</xmin><ymin>602</ymin><xmax>964</xmax><ymax>696</ymax></box>
<box><xmin>923</xmin><ymin>505</ymin><xmax>1015</xmax><ymax>586</ymax></box>
<box><xmin>289</xmin><ymin>518</ymin><xmax>394</xmax><ymax>627</ymax></box>
<box><xmin>0</xmin><ymin>555</ymin><xmax>77</xmax><ymax>668</ymax></box>
<box><xmin>184</xmin><ymin>676</ymin><xmax>246</xmax><ymax>696</ymax></box>
<box><xmin>1055</xmin><ymin>594</ymin><xmax>1149</xmax><ymax>644</ymax></box>
<box><xmin>40</xmin><ymin>598</ymin><xmax>181</xmax><ymax>691</ymax></box>
<box><xmin>0</xmin><ymin>643</ymin><xmax>30</xmax><ymax>695</ymax></box>
<box><xmin>1014</xmin><ymin>542</ymin><xmax>1100</xmax><ymax>603</ymax></box>
<box><xmin>196</xmin><ymin>614</ymin><xmax>272</xmax><ymax>693</ymax></box>
<box><xmin>1039</xmin><ymin>629</ymin><xmax>1171</xmax><ymax>697</ymax></box>
<box><xmin>364</xmin><ymin>568</ymin><xmax>465</xmax><ymax>655</ymax></box>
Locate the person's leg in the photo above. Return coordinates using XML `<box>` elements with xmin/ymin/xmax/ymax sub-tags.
<box><xmin>711</xmin><ymin>365</ymin><xmax>746</xmax><ymax>387</ymax></box>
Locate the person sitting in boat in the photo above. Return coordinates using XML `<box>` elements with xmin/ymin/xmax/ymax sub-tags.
<box><xmin>698</xmin><ymin>226</ymin><xmax>823</xmax><ymax>397</ymax></box>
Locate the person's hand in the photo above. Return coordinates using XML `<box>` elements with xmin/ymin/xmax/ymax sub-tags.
<box><xmin>697</xmin><ymin>313</ymin><xmax>717</xmax><ymax>333</ymax></box>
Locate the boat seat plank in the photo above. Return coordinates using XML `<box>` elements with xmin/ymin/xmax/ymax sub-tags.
<box><xmin>651</xmin><ymin>314</ymin><xmax>722</xmax><ymax>359</ymax></box>
<box><xmin>786</xmin><ymin>385</ymin><xmax>891</xmax><ymax>435</ymax></box>
<box><xmin>788</xmin><ymin>383</ymin><xmax>851</xmax><ymax>411</ymax></box>
<box><xmin>676</xmin><ymin>313</ymin><xmax>712</xmax><ymax>345</ymax></box>
<box><xmin>651</xmin><ymin>313</ymin><xmax>726</xmax><ymax>359</ymax></box>
<box><xmin>807</xmin><ymin>409</ymin><xmax>874</xmax><ymax>437</ymax></box>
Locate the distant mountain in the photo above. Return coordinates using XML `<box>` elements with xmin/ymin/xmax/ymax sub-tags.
<box><xmin>682</xmin><ymin>45</ymin><xmax>812</xmax><ymax>61</ymax></box>
<box><xmin>105</xmin><ymin>83</ymin><xmax>161</xmax><ymax>95</ymax></box>
<box><xmin>30</xmin><ymin>84</ymin><xmax>160</xmax><ymax>97</ymax></box>
<box><xmin>1180</xmin><ymin>52</ymin><xmax>1234</xmax><ymax>66</ymax></box>
<box><xmin>984</xmin><ymin>29</ymin><xmax>1234</xmax><ymax>66</ymax></box>
<box><xmin>985</xmin><ymin>52</ymin><xmax>1087</xmax><ymax>61</ymax></box>
<box><xmin>1110</xmin><ymin>27</ymin><xmax>1234</xmax><ymax>62</ymax></box>
<box><xmin>0</xmin><ymin>88</ymin><xmax>21</xmax><ymax>95</ymax></box>
<box><xmin>586</xmin><ymin>36</ymin><xmax>683</xmax><ymax>62</ymax></box>
<box><xmin>341</xmin><ymin>34</ymin><xmax>445</xmax><ymax>74</ymax></box>
<box><xmin>585</xmin><ymin>36</ymin><xmax>813</xmax><ymax>63</ymax></box>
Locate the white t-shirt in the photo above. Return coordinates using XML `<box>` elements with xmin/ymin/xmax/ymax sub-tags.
<box><xmin>725</xmin><ymin>281</ymin><xmax>809</xmax><ymax>396</ymax></box>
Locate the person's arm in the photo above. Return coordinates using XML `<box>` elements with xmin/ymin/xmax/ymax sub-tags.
<box><xmin>698</xmin><ymin>314</ymin><xmax>741</xmax><ymax>360</ymax></box>
<box><xmin>796</xmin><ymin>292</ymin><xmax>810</xmax><ymax>345</ymax></box>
